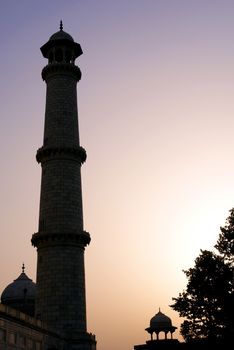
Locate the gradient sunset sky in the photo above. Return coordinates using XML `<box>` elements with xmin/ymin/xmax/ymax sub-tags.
<box><xmin>1</xmin><ymin>1</ymin><xmax>234</xmax><ymax>349</ymax></box>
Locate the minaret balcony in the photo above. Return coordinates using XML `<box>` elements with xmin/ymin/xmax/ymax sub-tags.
<box><xmin>31</xmin><ymin>230</ymin><xmax>91</xmax><ymax>248</ymax></box>
<box><xmin>36</xmin><ymin>146</ymin><xmax>87</xmax><ymax>164</ymax></box>
<box><xmin>41</xmin><ymin>62</ymin><xmax>81</xmax><ymax>81</ymax></box>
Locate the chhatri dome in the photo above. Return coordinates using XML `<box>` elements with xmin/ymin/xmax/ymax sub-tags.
<box><xmin>49</xmin><ymin>20</ymin><xmax>74</xmax><ymax>42</ymax></box>
<box><xmin>146</xmin><ymin>308</ymin><xmax>177</xmax><ymax>340</ymax></box>
<box><xmin>1</xmin><ymin>264</ymin><xmax>36</xmax><ymax>316</ymax></box>
<box><xmin>40</xmin><ymin>21</ymin><xmax>82</xmax><ymax>62</ymax></box>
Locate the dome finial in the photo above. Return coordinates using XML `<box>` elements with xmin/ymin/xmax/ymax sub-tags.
<box><xmin>159</xmin><ymin>307</ymin><xmax>161</xmax><ymax>312</ymax></box>
<box><xmin>22</xmin><ymin>263</ymin><xmax>25</xmax><ymax>273</ymax></box>
<box><xmin>60</xmin><ymin>20</ymin><xmax>63</xmax><ymax>31</ymax></box>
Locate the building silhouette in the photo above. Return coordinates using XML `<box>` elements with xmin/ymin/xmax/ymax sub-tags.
<box><xmin>145</xmin><ymin>309</ymin><xmax>177</xmax><ymax>341</ymax></box>
<box><xmin>0</xmin><ymin>24</ymin><xmax>96</xmax><ymax>350</ymax></box>
<box><xmin>134</xmin><ymin>310</ymin><xmax>180</xmax><ymax>350</ymax></box>
<box><xmin>2</xmin><ymin>23</ymin><xmax>231</xmax><ymax>350</ymax></box>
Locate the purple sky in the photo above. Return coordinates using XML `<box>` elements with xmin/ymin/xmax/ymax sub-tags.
<box><xmin>1</xmin><ymin>1</ymin><xmax>234</xmax><ymax>350</ymax></box>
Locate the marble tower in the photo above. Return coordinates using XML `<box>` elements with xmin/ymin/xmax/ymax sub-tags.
<box><xmin>31</xmin><ymin>22</ymin><xmax>96</xmax><ymax>350</ymax></box>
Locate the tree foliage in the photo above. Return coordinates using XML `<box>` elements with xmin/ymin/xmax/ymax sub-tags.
<box><xmin>171</xmin><ymin>208</ymin><xmax>234</xmax><ymax>342</ymax></box>
<box><xmin>215</xmin><ymin>208</ymin><xmax>234</xmax><ymax>264</ymax></box>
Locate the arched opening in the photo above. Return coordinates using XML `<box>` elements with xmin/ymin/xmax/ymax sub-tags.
<box><xmin>65</xmin><ymin>50</ymin><xmax>71</xmax><ymax>63</ymax></box>
<box><xmin>49</xmin><ymin>51</ymin><xmax>54</xmax><ymax>63</ymax></box>
<box><xmin>55</xmin><ymin>48</ymin><xmax>63</xmax><ymax>62</ymax></box>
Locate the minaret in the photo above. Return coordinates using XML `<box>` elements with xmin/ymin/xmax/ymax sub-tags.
<box><xmin>31</xmin><ymin>22</ymin><xmax>96</xmax><ymax>349</ymax></box>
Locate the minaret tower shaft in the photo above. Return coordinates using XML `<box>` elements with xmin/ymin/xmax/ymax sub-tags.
<box><xmin>31</xmin><ymin>23</ymin><xmax>95</xmax><ymax>349</ymax></box>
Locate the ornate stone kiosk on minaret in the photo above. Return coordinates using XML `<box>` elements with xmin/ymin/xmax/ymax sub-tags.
<box><xmin>31</xmin><ymin>23</ymin><xmax>96</xmax><ymax>350</ymax></box>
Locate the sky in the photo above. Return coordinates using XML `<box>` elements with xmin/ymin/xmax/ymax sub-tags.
<box><xmin>1</xmin><ymin>0</ymin><xmax>234</xmax><ymax>349</ymax></box>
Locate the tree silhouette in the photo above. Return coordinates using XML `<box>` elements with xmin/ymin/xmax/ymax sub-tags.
<box><xmin>171</xmin><ymin>209</ymin><xmax>234</xmax><ymax>343</ymax></box>
<box><xmin>215</xmin><ymin>208</ymin><xmax>234</xmax><ymax>264</ymax></box>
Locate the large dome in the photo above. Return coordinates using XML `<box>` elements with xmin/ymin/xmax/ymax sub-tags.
<box><xmin>150</xmin><ymin>310</ymin><xmax>172</xmax><ymax>329</ymax></box>
<box><xmin>1</xmin><ymin>265</ymin><xmax>36</xmax><ymax>316</ymax></box>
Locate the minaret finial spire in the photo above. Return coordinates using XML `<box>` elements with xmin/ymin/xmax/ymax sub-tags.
<box><xmin>60</xmin><ymin>20</ymin><xmax>63</xmax><ymax>31</ymax></box>
<box><xmin>22</xmin><ymin>263</ymin><xmax>25</xmax><ymax>273</ymax></box>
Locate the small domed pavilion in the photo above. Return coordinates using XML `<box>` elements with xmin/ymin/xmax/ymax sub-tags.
<box><xmin>145</xmin><ymin>309</ymin><xmax>177</xmax><ymax>340</ymax></box>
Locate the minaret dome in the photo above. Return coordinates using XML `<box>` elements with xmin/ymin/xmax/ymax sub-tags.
<box><xmin>40</xmin><ymin>22</ymin><xmax>83</xmax><ymax>64</ymax></box>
